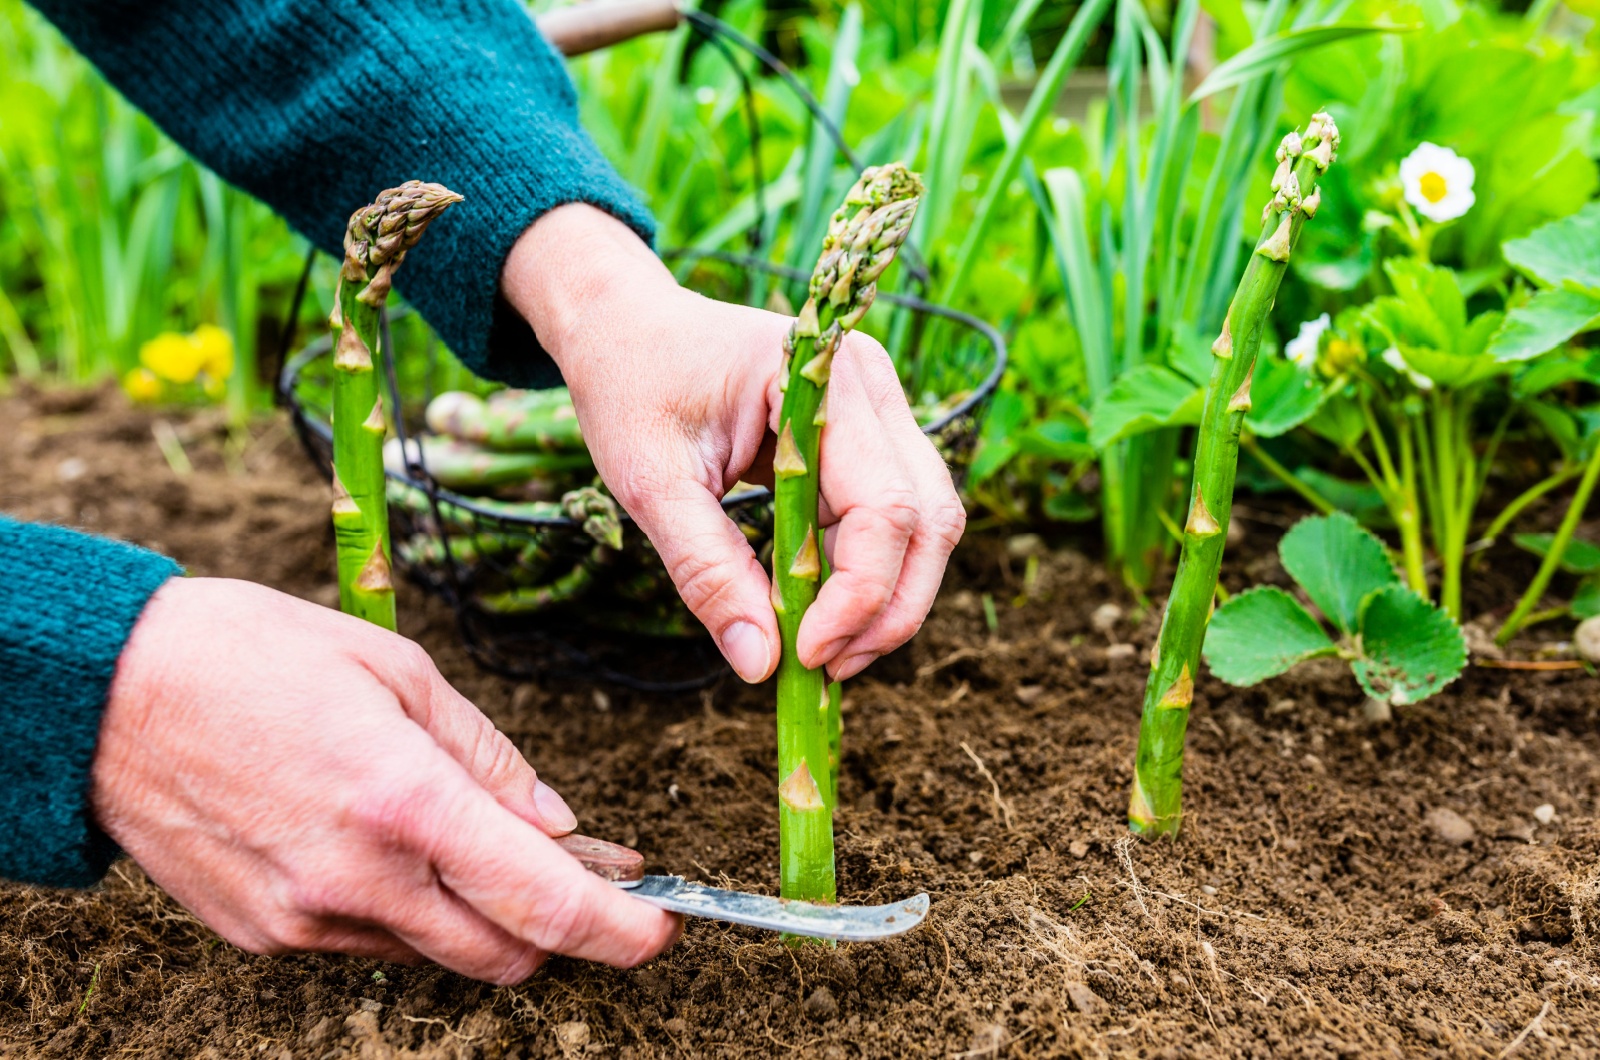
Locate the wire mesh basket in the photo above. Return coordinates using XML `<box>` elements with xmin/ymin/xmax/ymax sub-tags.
<box><xmin>276</xmin><ymin>11</ymin><xmax>1006</xmax><ymax>690</ymax></box>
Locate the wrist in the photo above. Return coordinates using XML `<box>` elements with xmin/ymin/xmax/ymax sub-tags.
<box><xmin>502</xmin><ymin>204</ymin><xmax>677</xmax><ymax>382</ymax></box>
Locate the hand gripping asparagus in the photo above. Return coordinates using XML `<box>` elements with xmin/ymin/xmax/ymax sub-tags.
<box><xmin>773</xmin><ymin>163</ymin><xmax>922</xmax><ymax>904</ymax></box>
<box><xmin>1129</xmin><ymin>116</ymin><xmax>1339</xmax><ymax>836</ymax></box>
<box><xmin>330</xmin><ymin>181</ymin><xmax>462</xmax><ymax>629</ymax></box>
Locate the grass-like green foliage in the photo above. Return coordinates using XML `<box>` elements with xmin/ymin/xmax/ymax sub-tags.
<box><xmin>1035</xmin><ymin>0</ymin><xmax>1405</xmax><ymax>591</ymax></box>
<box><xmin>1204</xmin><ymin>513</ymin><xmax>1466</xmax><ymax>706</ymax></box>
<box><xmin>0</xmin><ymin>0</ymin><xmax>300</xmax><ymax>417</ymax></box>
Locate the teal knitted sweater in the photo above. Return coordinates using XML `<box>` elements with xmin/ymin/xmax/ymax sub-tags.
<box><xmin>4</xmin><ymin>0</ymin><xmax>653</xmax><ymax>887</ymax></box>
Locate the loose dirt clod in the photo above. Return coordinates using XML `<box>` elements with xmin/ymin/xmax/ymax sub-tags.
<box><xmin>1576</xmin><ymin>615</ymin><xmax>1600</xmax><ymax>663</ymax></box>
<box><xmin>1427</xmin><ymin>806</ymin><xmax>1478</xmax><ymax>845</ymax></box>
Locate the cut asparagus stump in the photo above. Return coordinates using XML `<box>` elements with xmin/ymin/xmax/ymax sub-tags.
<box><xmin>1128</xmin><ymin>115</ymin><xmax>1340</xmax><ymax>837</ymax></box>
<box><xmin>330</xmin><ymin>181</ymin><xmax>462</xmax><ymax>629</ymax></box>
<box><xmin>772</xmin><ymin>163</ymin><xmax>923</xmax><ymax>905</ymax></box>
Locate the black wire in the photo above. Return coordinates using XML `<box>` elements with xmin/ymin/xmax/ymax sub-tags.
<box><xmin>272</xmin><ymin>248</ymin><xmax>317</xmax><ymax>407</ymax></box>
<box><xmin>681</xmin><ymin>9</ymin><xmax>932</xmax><ymax>289</ymax></box>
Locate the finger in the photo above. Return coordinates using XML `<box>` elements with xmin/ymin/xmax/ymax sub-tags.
<box><xmin>402</xmin><ymin>760</ymin><xmax>681</xmax><ymax>967</ymax></box>
<box><xmin>796</xmin><ymin>344</ymin><xmax>922</xmax><ymax>669</ymax></box>
<box><xmin>282</xmin><ymin>920</ymin><xmax>428</xmax><ymax>966</ymax></box>
<box><xmin>378</xmin><ymin>882</ymin><xmax>550</xmax><ymax>985</ymax></box>
<box><xmin>826</xmin><ymin>425</ymin><xmax>964</xmax><ymax>680</ymax></box>
<box><xmin>632</xmin><ymin>477</ymin><xmax>779</xmax><ymax>684</ymax></box>
<box><xmin>380</xmin><ymin>640</ymin><xmax>577</xmax><ymax>836</ymax></box>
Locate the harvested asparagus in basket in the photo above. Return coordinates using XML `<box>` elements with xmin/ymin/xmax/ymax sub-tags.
<box><xmin>426</xmin><ymin>388</ymin><xmax>586</xmax><ymax>452</ymax></box>
<box><xmin>384</xmin><ymin>435</ymin><xmax>592</xmax><ymax>491</ymax></box>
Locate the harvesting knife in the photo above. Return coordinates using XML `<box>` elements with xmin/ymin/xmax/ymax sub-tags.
<box><xmin>556</xmin><ymin>834</ymin><xmax>929</xmax><ymax>942</ymax></box>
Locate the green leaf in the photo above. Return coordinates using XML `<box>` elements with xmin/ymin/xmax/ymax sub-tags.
<box><xmin>1043</xmin><ymin>488</ymin><xmax>1097</xmax><ymax>523</ymax></box>
<box><xmin>1502</xmin><ymin>201</ymin><xmax>1600</xmax><ymax>291</ymax></box>
<box><xmin>1572</xmin><ymin>576</ymin><xmax>1600</xmax><ymax>620</ymax></box>
<box><xmin>1511</xmin><ymin>532</ymin><xmax>1600</xmax><ymax>575</ymax></box>
<box><xmin>1203</xmin><ymin>587</ymin><xmax>1337</xmax><ymax>687</ymax></box>
<box><xmin>1087</xmin><ymin>365</ymin><xmax>1204</xmax><ymax>450</ymax></box>
<box><xmin>1303</xmin><ymin>394</ymin><xmax>1366</xmax><ymax>448</ymax></box>
<box><xmin>1246</xmin><ymin>355</ymin><xmax>1329</xmax><ymax>438</ymax></box>
<box><xmin>1524</xmin><ymin>399</ymin><xmax>1583</xmax><ymax>460</ymax></box>
<box><xmin>1352</xmin><ymin>585</ymin><xmax>1467</xmax><ymax>706</ymax></box>
<box><xmin>969</xmin><ymin>390</ymin><xmax>1027</xmax><ymax>485</ymax></box>
<box><xmin>1279</xmin><ymin>512</ymin><xmax>1398</xmax><ymax>634</ymax></box>
<box><xmin>1488</xmin><ymin>288</ymin><xmax>1600</xmax><ymax>362</ymax></box>
<box><xmin>1189</xmin><ymin>23</ymin><xmax>1417</xmax><ymax>102</ymax></box>
<box><xmin>1295</xmin><ymin>468</ymin><xmax>1390</xmax><ymax>524</ymax></box>
<box><xmin>1514</xmin><ymin>350</ymin><xmax>1600</xmax><ymax>398</ymax></box>
<box><xmin>1015</xmin><ymin>419</ymin><xmax>1094</xmax><ymax>461</ymax></box>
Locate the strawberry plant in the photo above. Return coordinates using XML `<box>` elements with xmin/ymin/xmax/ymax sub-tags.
<box><xmin>1203</xmin><ymin>512</ymin><xmax>1467</xmax><ymax>715</ymax></box>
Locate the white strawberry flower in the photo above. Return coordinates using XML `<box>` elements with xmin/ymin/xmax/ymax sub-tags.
<box><xmin>1399</xmin><ymin>142</ymin><xmax>1476</xmax><ymax>224</ymax></box>
<box><xmin>1285</xmin><ymin>313</ymin><xmax>1330</xmax><ymax>370</ymax></box>
<box><xmin>1382</xmin><ymin>346</ymin><xmax>1433</xmax><ymax>390</ymax></box>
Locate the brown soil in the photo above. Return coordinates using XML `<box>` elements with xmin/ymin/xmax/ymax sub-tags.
<box><xmin>2</xmin><ymin>383</ymin><xmax>1599</xmax><ymax>1059</ymax></box>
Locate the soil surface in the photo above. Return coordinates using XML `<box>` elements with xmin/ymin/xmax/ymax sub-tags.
<box><xmin>3</xmin><ymin>383</ymin><xmax>1599</xmax><ymax>1059</ymax></box>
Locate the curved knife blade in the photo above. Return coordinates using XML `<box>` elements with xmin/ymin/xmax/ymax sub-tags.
<box><xmin>620</xmin><ymin>876</ymin><xmax>930</xmax><ymax>942</ymax></box>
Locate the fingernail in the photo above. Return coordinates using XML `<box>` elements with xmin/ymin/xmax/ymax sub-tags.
<box><xmin>533</xmin><ymin>781</ymin><xmax>578</xmax><ymax>835</ymax></box>
<box><xmin>721</xmin><ymin>621</ymin><xmax>771</xmax><ymax>683</ymax></box>
<box><xmin>831</xmin><ymin>652</ymin><xmax>878</xmax><ymax>682</ymax></box>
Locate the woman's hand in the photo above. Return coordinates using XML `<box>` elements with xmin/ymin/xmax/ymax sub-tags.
<box><xmin>503</xmin><ymin>204</ymin><xmax>965</xmax><ymax>684</ymax></box>
<box><xmin>92</xmin><ymin>577</ymin><xmax>679</xmax><ymax>983</ymax></box>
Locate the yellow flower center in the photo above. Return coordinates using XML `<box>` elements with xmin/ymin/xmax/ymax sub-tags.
<box><xmin>1419</xmin><ymin>171</ymin><xmax>1449</xmax><ymax>204</ymax></box>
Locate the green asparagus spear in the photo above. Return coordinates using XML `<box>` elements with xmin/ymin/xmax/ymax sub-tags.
<box><xmin>774</xmin><ymin>163</ymin><xmax>923</xmax><ymax>904</ymax></box>
<box><xmin>1129</xmin><ymin>115</ymin><xmax>1339</xmax><ymax>837</ymax></box>
<box><xmin>330</xmin><ymin>181</ymin><xmax>461</xmax><ymax>629</ymax></box>
<box><xmin>386</xmin><ymin>480</ymin><xmax>568</xmax><ymax>529</ymax></box>
<box><xmin>426</xmin><ymin>389</ymin><xmax>586</xmax><ymax>452</ymax></box>
<box><xmin>385</xmin><ymin>435</ymin><xmax>592</xmax><ymax>492</ymax></box>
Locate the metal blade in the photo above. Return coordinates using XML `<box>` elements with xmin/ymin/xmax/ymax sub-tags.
<box><xmin>619</xmin><ymin>876</ymin><xmax>929</xmax><ymax>942</ymax></box>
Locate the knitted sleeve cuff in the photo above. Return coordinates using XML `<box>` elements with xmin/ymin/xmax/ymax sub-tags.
<box><xmin>28</xmin><ymin>0</ymin><xmax>655</xmax><ymax>388</ymax></box>
<box><xmin>0</xmin><ymin>517</ymin><xmax>181</xmax><ymax>887</ymax></box>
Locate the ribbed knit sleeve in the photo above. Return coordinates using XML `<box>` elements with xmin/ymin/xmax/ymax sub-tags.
<box><xmin>0</xmin><ymin>518</ymin><xmax>181</xmax><ymax>886</ymax></box>
<box><xmin>26</xmin><ymin>0</ymin><xmax>655</xmax><ymax>389</ymax></box>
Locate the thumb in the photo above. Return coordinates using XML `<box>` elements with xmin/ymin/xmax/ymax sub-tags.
<box><xmin>632</xmin><ymin>481</ymin><xmax>779</xmax><ymax>683</ymax></box>
<box><xmin>384</xmin><ymin>642</ymin><xmax>579</xmax><ymax>836</ymax></box>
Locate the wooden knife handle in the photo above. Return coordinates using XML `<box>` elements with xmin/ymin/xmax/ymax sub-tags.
<box><xmin>535</xmin><ymin>0</ymin><xmax>683</xmax><ymax>58</ymax></box>
<box><xmin>555</xmin><ymin>833</ymin><xmax>646</xmax><ymax>883</ymax></box>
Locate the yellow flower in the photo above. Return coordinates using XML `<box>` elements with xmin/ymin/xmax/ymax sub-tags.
<box><xmin>122</xmin><ymin>367</ymin><xmax>164</xmax><ymax>403</ymax></box>
<box><xmin>140</xmin><ymin>331</ymin><xmax>206</xmax><ymax>384</ymax></box>
<box><xmin>192</xmin><ymin>324</ymin><xmax>235</xmax><ymax>381</ymax></box>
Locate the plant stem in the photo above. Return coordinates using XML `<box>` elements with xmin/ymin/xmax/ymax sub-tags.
<box><xmin>1129</xmin><ymin>113</ymin><xmax>1338</xmax><ymax>837</ymax></box>
<box><xmin>774</xmin><ymin>164</ymin><xmax>921</xmax><ymax>902</ymax></box>
<box><xmin>1240</xmin><ymin>436</ymin><xmax>1336</xmax><ymax>515</ymax></box>
<box><xmin>1481</xmin><ymin>464</ymin><xmax>1581</xmax><ymax>546</ymax></box>
<box><xmin>330</xmin><ymin>182</ymin><xmax>462</xmax><ymax>630</ymax></box>
<box><xmin>1355</xmin><ymin>395</ymin><xmax>1427</xmax><ymax>593</ymax></box>
<box><xmin>1496</xmin><ymin>439</ymin><xmax>1600</xmax><ymax>645</ymax></box>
